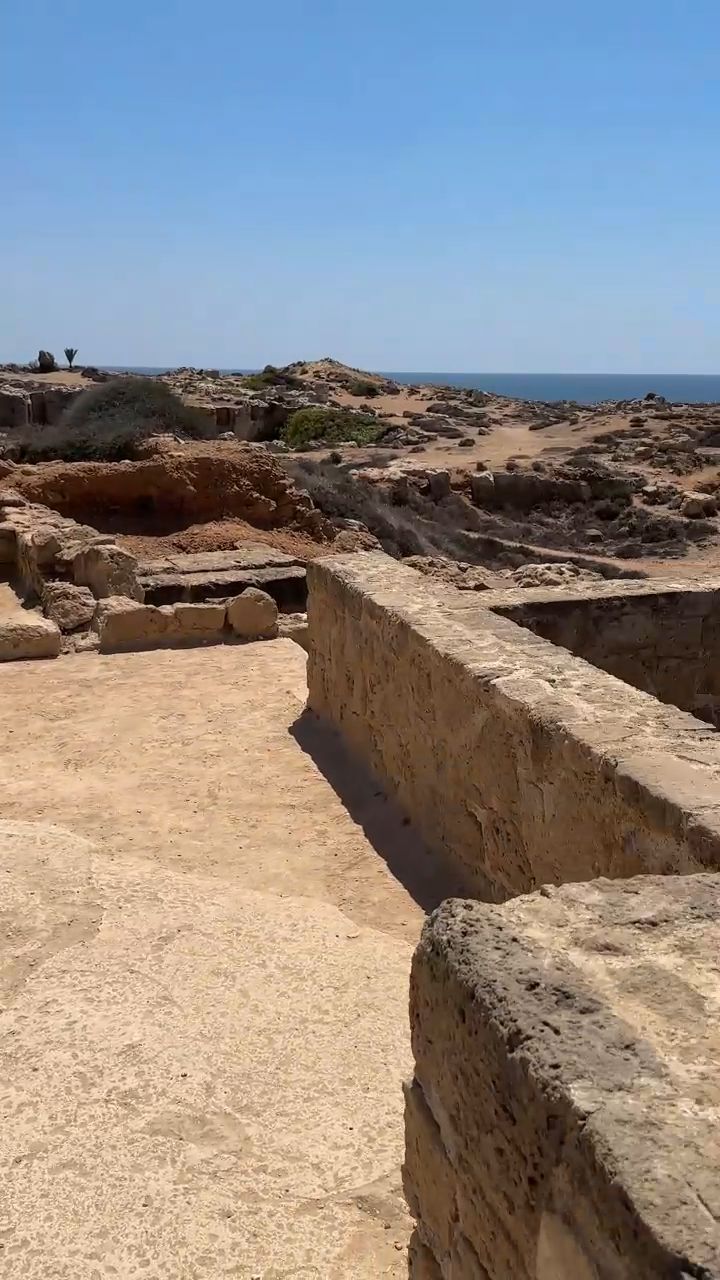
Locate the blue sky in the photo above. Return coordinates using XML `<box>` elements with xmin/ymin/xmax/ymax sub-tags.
<box><xmin>3</xmin><ymin>0</ymin><xmax>719</xmax><ymax>371</ymax></box>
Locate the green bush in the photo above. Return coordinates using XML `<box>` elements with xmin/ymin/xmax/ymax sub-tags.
<box><xmin>346</xmin><ymin>379</ymin><xmax>380</xmax><ymax>398</ymax></box>
<box><xmin>282</xmin><ymin>407</ymin><xmax>383</xmax><ymax>449</ymax></box>
<box><xmin>15</xmin><ymin>377</ymin><xmax>214</xmax><ymax>462</ymax></box>
<box><xmin>242</xmin><ymin>364</ymin><xmax>302</xmax><ymax>392</ymax></box>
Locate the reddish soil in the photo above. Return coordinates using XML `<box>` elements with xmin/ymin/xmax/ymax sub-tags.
<box><xmin>118</xmin><ymin>518</ymin><xmax>333</xmax><ymax>560</ymax></box>
<box><xmin>0</xmin><ymin>439</ymin><xmax>333</xmax><ymax>542</ymax></box>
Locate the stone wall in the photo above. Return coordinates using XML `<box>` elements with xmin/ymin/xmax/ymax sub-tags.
<box><xmin>405</xmin><ymin>879</ymin><xmax>720</xmax><ymax>1279</ymax></box>
<box><xmin>306</xmin><ymin>552</ymin><xmax>720</xmax><ymax>1278</ymax></box>
<box><xmin>307</xmin><ymin>553</ymin><xmax>720</xmax><ymax>901</ymax></box>
<box><xmin>0</xmin><ymin>384</ymin><xmax>80</xmax><ymax>429</ymax></box>
<box><xmin>479</xmin><ymin>577</ymin><xmax>720</xmax><ymax>725</ymax></box>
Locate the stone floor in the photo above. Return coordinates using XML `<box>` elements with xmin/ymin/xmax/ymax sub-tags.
<box><xmin>0</xmin><ymin>641</ymin><xmax>437</xmax><ymax>1278</ymax></box>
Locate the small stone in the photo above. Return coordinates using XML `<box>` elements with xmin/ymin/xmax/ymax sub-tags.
<box><xmin>227</xmin><ymin>588</ymin><xmax>278</xmax><ymax>640</ymax></box>
<box><xmin>41</xmin><ymin>582</ymin><xmax>96</xmax><ymax>633</ymax></box>
<box><xmin>681</xmin><ymin>492</ymin><xmax>717</xmax><ymax>518</ymax></box>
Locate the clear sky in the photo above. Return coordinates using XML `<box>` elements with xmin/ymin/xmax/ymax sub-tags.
<box><xmin>3</xmin><ymin>0</ymin><xmax>719</xmax><ymax>372</ymax></box>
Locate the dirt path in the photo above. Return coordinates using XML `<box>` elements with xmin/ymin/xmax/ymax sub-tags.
<box><xmin>0</xmin><ymin>642</ymin><xmax>436</xmax><ymax>1278</ymax></box>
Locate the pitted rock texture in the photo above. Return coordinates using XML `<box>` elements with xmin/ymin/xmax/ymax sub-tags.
<box><xmin>405</xmin><ymin>879</ymin><xmax>720</xmax><ymax>1279</ymax></box>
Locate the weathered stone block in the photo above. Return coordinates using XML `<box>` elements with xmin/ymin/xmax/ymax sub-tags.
<box><xmin>0</xmin><ymin>390</ymin><xmax>29</xmax><ymax>429</ymax></box>
<box><xmin>278</xmin><ymin>612</ymin><xmax>308</xmax><ymax>651</ymax></box>
<box><xmin>171</xmin><ymin>601</ymin><xmax>227</xmax><ymax>642</ymax></box>
<box><xmin>15</xmin><ymin>525</ymin><xmax>64</xmax><ymax>596</ymax></box>
<box><xmin>0</xmin><ymin>616</ymin><xmax>61</xmax><ymax>662</ymax></box>
<box><xmin>41</xmin><ymin>582</ymin><xmax>96</xmax><ymax>633</ymax></box>
<box><xmin>93</xmin><ymin>597</ymin><xmax>229</xmax><ymax>650</ymax></box>
<box><xmin>73</xmin><ymin>543</ymin><xmax>144</xmax><ymax>601</ymax></box>
<box><xmin>406</xmin><ymin>880</ymin><xmax>720</xmax><ymax>1279</ymax></box>
<box><xmin>93</xmin><ymin>596</ymin><xmax>172</xmax><ymax>651</ymax></box>
<box><xmin>227</xmin><ymin>587</ymin><xmax>278</xmax><ymax>639</ymax></box>
<box><xmin>469</xmin><ymin>469</ymin><xmax>495</xmax><ymax>505</ymax></box>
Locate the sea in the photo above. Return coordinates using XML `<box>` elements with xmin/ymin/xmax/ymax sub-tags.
<box><xmin>106</xmin><ymin>368</ymin><xmax>720</xmax><ymax>407</ymax></box>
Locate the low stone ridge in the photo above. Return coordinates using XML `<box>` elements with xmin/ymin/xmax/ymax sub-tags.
<box><xmin>92</xmin><ymin>587</ymin><xmax>278</xmax><ymax>651</ymax></box>
<box><xmin>405</xmin><ymin>878</ymin><xmax>720</xmax><ymax>1278</ymax></box>
<box><xmin>307</xmin><ymin>552</ymin><xmax>720</xmax><ymax>899</ymax></box>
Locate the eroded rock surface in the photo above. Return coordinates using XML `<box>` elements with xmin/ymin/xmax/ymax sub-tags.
<box><xmin>405</xmin><ymin>879</ymin><xmax>720</xmax><ymax>1278</ymax></box>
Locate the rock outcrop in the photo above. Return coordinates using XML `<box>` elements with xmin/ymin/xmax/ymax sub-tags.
<box><xmin>3</xmin><ymin>440</ymin><xmax>331</xmax><ymax>535</ymax></box>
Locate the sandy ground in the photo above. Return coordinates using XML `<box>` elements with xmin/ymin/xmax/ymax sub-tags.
<box><xmin>0</xmin><ymin>579</ymin><xmax>31</xmax><ymax>620</ymax></box>
<box><xmin>0</xmin><ymin>641</ymin><xmax>445</xmax><ymax>1278</ymax></box>
<box><xmin>1</xmin><ymin>368</ymin><xmax>88</xmax><ymax>387</ymax></box>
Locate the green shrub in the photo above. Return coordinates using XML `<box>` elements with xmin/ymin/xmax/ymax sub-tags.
<box><xmin>242</xmin><ymin>364</ymin><xmax>302</xmax><ymax>392</ymax></box>
<box><xmin>282</xmin><ymin>407</ymin><xmax>383</xmax><ymax>449</ymax></box>
<box><xmin>346</xmin><ymin>379</ymin><xmax>380</xmax><ymax>398</ymax></box>
<box><xmin>15</xmin><ymin>377</ymin><xmax>214</xmax><ymax>462</ymax></box>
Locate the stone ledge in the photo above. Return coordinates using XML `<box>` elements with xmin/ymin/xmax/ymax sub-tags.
<box><xmin>307</xmin><ymin>553</ymin><xmax>720</xmax><ymax>898</ymax></box>
<box><xmin>405</xmin><ymin>878</ymin><xmax>720</xmax><ymax>1279</ymax></box>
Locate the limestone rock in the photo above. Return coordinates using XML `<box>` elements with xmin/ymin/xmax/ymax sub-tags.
<box><xmin>278</xmin><ymin>612</ymin><xmax>309</xmax><ymax>651</ymax></box>
<box><xmin>681</xmin><ymin>491</ymin><xmax>717</xmax><ymax>518</ymax></box>
<box><xmin>171</xmin><ymin>601</ymin><xmax>227</xmax><ymax>643</ymax></box>
<box><xmin>469</xmin><ymin>469</ymin><xmax>495</xmax><ymax>505</ymax></box>
<box><xmin>0</xmin><ymin>615</ymin><xmax>61</xmax><ymax>662</ymax></box>
<box><xmin>93</xmin><ymin>596</ymin><xmax>172</xmax><ymax>652</ymax></box>
<box><xmin>37</xmin><ymin>350</ymin><xmax>57</xmax><ymax>373</ymax></box>
<box><xmin>427</xmin><ymin>470</ymin><xmax>451</xmax><ymax>501</ymax></box>
<box><xmin>332</xmin><ymin>528</ymin><xmax>382</xmax><ymax>553</ymax></box>
<box><xmin>508</xmin><ymin>561</ymin><xmax>602</xmax><ymax>588</ymax></box>
<box><xmin>0</xmin><ymin>390</ymin><xmax>29</xmax><ymax>429</ymax></box>
<box><xmin>15</xmin><ymin>525</ymin><xmax>64</xmax><ymax>596</ymax></box>
<box><xmin>0</xmin><ymin>521</ymin><xmax>16</xmax><ymax>564</ymax></box>
<box><xmin>41</xmin><ymin>582</ymin><xmax>96</xmax><ymax>633</ymax></box>
<box><xmin>72</xmin><ymin>543</ymin><xmax>144</xmax><ymax>601</ymax></box>
<box><xmin>0</xmin><ymin>488</ymin><xmax>27</xmax><ymax>508</ymax></box>
<box><xmin>406</xmin><ymin>881</ymin><xmax>720</xmax><ymax>1279</ymax></box>
<box><xmin>403</xmin><ymin>555</ymin><xmax>495</xmax><ymax>592</ymax></box>
<box><xmin>227</xmin><ymin>587</ymin><xmax>278</xmax><ymax>639</ymax></box>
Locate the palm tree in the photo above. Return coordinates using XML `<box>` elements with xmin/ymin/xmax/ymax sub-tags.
<box><xmin>64</xmin><ymin>347</ymin><xmax>78</xmax><ymax>370</ymax></box>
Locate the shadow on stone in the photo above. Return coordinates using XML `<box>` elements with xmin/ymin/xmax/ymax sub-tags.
<box><xmin>290</xmin><ymin>708</ymin><xmax>466</xmax><ymax>913</ymax></box>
